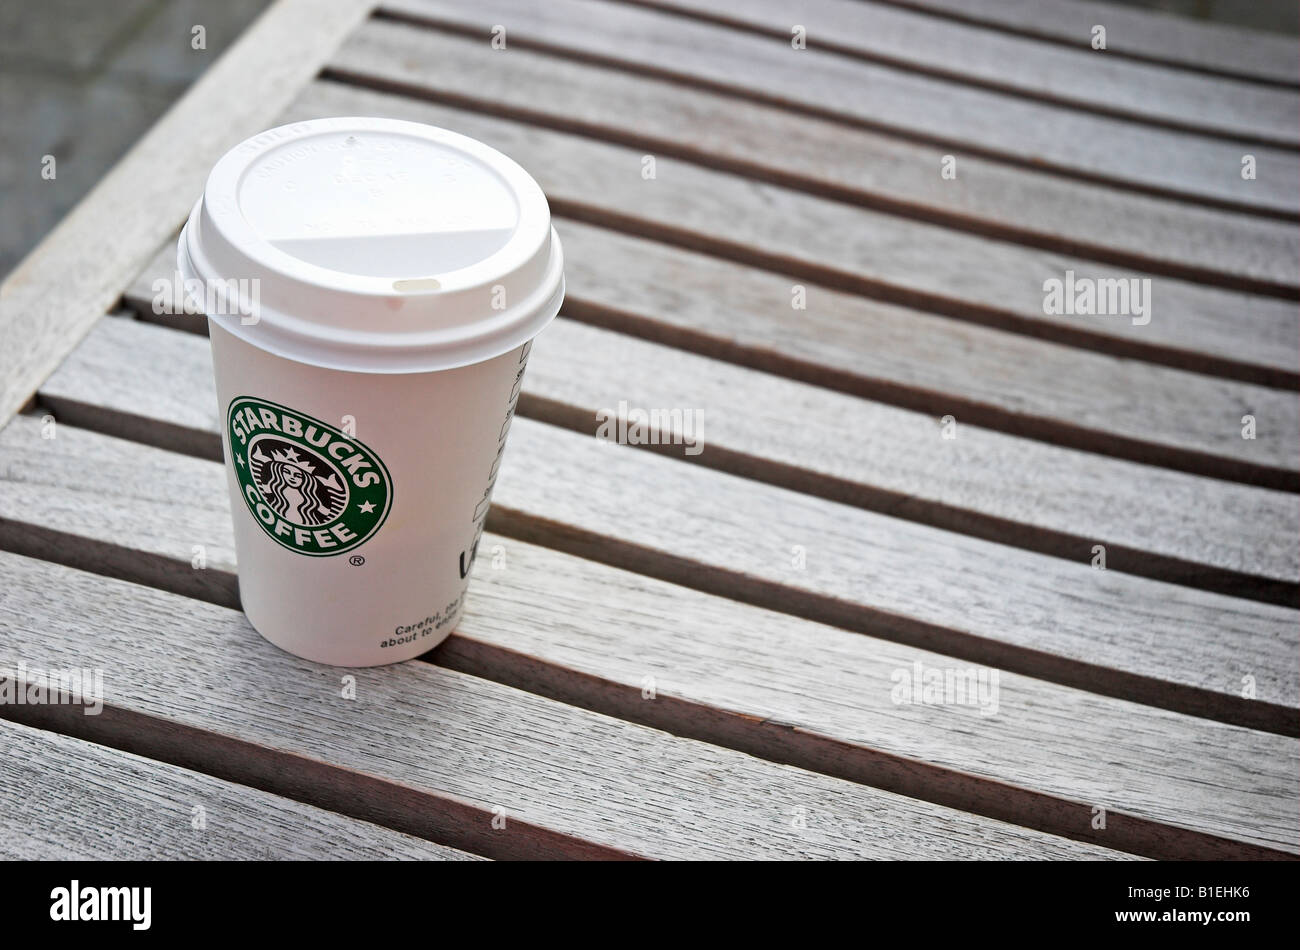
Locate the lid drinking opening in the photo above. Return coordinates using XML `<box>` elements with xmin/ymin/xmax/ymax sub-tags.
<box><xmin>237</xmin><ymin>129</ymin><xmax>521</xmax><ymax>281</ymax></box>
<box><xmin>185</xmin><ymin>116</ymin><xmax>564</xmax><ymax>373</ymax></box>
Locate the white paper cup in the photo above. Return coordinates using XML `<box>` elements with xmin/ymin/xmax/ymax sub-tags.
<box><xmin>178</xmin><ymin>117</ymin><xmax>563</xmax><ymax>666</ymax></box>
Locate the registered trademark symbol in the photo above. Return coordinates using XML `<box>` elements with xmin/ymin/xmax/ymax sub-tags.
<box><xmin>349</xmin><ymin>555</ymin><xmax>365</xmax><ymax>566</ymax></box>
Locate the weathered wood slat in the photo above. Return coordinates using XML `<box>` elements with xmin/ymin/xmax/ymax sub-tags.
<box><xmin>878</xmin><ymin>0</ymin><xmax>1300</xmax><ymax>86</ymax></box>
<box><xmin>0</xmin><ymin>0</ymin><xmax>378</xmax><ymax>429</ymax></box>
<box><xmin>0</xmin><ymin>417</ymin><xmax>1292</xmax><ymax>857</ymax></box>
<box><xmin>8</xmin><ymin>0</ymin><xmax>1289</xmax><ymax>868</ymax></box>
<box><xmin>380</xmin><ymin>0</ymin><xmax>1300</xmax><ymax>216</ymax></box>
<box><xmin>495</xmin><ymin>427</ymin><xmax>1297</xmax><ymax>731</ymax></box>
<box><xmin>0</xmin><ymin>551</ymin><xmax>1124</xmax><ymax>860</ymax></box>
<box><xmin>289</xmin><ymin>80</ymin><xmax>1300</xmax><ymax>388</ymax></box>
<box><xmin>138</xmin><ymin>225</ymin><xmax>1300</xmax><ymax>490</ymax></box>
<box><xmin>0</xmin><ymin>719</ymin><xmax>478</xmax><ymax>860</ymax></box>
<box><xmin>77</xmin><ymin>307</ymin><xmax>1300</xmax><ymax>600</ymax></box>
<box><xmin>551</xmin><ymin>222</ymin><xmax>1300</xmax><ymax>488</ymax></box>
<box><xmin>327</xmin><ymin>22</ymin><xmax>1300</xmax><ymax>297</ymax></box>
<box><xmin>449</xmin><ymin>538</ymin><xmax>1300</xmax><ymax>858</ymax></box>
<box><xmin>124</xmin><ymin>230</ymin><xmax>1300</xmax><ymax>494</ymax></box>
<box><xmin>625</xmin><ymin>0</ymin><xmax>1300</xmax><ymax>146</ymax></box>
<box><xmin>20</xmin><ymin>322</ymin><xmax>1300</xmax><ymax>732</ymax></box>
<box><xmin>522</xmin><ymin>322</ymin><xmax>1300</xmax><ymax>596</ymax></box>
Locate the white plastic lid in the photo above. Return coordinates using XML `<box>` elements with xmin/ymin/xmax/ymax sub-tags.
<box><xmin>178</xmin><ymin>117</ymin><xmax>564</xmax><ymax>373</ymax></box>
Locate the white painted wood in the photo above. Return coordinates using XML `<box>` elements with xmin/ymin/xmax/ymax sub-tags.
<box><xmin>450</xmin><ymin>535</ymin><xmax>1300</xmax><ymax>857</ymax></box>
<box><xmin>0</xmin><ymin>0</ymin><xmax>378</xmax><ymax>428</ymax></box>
<box><xmin>0</xmin><ymin>720</ymin><xmax>479</xmax><ymax>860</ymax></box>
<box><xmin>15</xmin><ymin>327</ymin><xmax>1300</xmax><ymax>730</ymax></box>
<box><xmin>0</xmin><ymin>550</ymin><xmax>1123</xmax><ymax>859</ymax></box>
<box><xmin>328</xmin><ymin>20</ymin><xmax>1300</xmax><ymax>294</ymax></box>
<box><xmin>621</xmin><ymin>0</ymin><xmax>1300</xmax><ymax>146</ymax></box>
<box><xmin>6</xmin><ymin>0</ymin><xmax>1290</xmax><ymax>866</ymax></box>
<box><xmin>382</xmin><ymin>0</ymin><xmax>1300</xmax><ymax>215</ymax></box>
<box><xmin>491</xmin><ymin>421</ymin><xmax>1299</xmax><ymax>728</ymax></box>
<box><xmin>544</xmin><ymin>221</ymin><xmax>1300</xmax><ymax>487</ymax></box>
<box><xmin>75</xmin><ymin>307</ymin><xmax>1300</xmax><ymax>599</ymax></box>
<box><xmin>123</xmin><ymin>227</ymin><xmax>1300</xmax><ymax>494</ymax></box>
<box><xmin>520</xmin><ymin>321</ymin><xmax>1300</xmax><ymax>593</ymax></box>
<box><xmin>878</xmin><ymin>0</ymin><xmax>1300</xmax><ymax>86</ymax></box>
<box><xmin>287</xmin><ymin>80</ymin><xmax>1300</xmax><ymax>386</ymax></box>
<box><xmin>0</xmin><ymin>417</ymin><xmax>1289</xmax><ymax>856</ymax></box>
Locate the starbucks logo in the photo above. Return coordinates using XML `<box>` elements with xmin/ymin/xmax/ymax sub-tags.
<box><xmin>248</xmin><ymin>436</ymin><xmax>348</xmax><ymax>525</ymax></box>
<box><xmin>227</xmin><ymin>397</ymin><xmax>392</xmax><ymax>556</ymax></box>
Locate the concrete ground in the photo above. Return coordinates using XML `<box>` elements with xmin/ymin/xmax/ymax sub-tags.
<box><xmin>0</xmin><ymin>0</ymin><xmax>269</xmax><ymax>279</ymax></box>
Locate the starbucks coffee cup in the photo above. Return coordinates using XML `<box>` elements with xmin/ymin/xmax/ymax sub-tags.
<box><xmin>178</xmin><ymin>117</ymin><xmax>563</xmax><ymax>666</ymax></box>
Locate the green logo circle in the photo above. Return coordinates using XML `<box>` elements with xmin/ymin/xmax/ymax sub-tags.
<box><xmin>227</xmin><ymin>396</ymin><xmax>392</xmax><ymax>557</ymax></box>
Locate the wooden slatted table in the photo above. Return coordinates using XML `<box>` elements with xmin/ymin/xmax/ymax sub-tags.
<box><xmin>1</xmin><ymin>0</ymin><xmax>1296</xmax><ymax>860</ymax></box>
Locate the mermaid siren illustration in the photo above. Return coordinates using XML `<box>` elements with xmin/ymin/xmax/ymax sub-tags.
<box><xmin>247</xmin><ymin>436</ymin><xmax>348</xmax><ymax>526</ymax></box>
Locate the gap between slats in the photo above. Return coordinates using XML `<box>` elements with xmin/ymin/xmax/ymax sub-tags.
<box><xmin>306</xmin><ymin>74</ymin><xmax>1300</xmax><ymax>390</ymax></box>
<box><xmin>0</xmin><ymin>718</ymin><xmax>482</xmax><ymax>860</ymax></box>
<box><xmin>0</xmin><ymin>700</ymin><xmax>627</xmax><ymax>860</ymax></box>
<box><xmin>864</xmin><ymin>0</ymin><xmax>1300</xmax><ymax>89</ymax></box>
<box><xmin>520</xmin><ymin>393</ymin><xmax>1300</xmax><ymax>606</ymax></box>
<box><xmin>373</xmin><ymin>5</ymin><xmax>1300</xmax><ymax>222</ymax></box>
<box><xmin>319</xmin><ymin>65</ymin><xmax>1298</xmax><ymax>300</ymax></box>
<box><xmin>327</xmin><ymin>16</ymin><xmax>1299</xmax><ymax>298</ymax></box>
<box><xmin>14</xmin><ymin>397</ymin><xmax>1298</xmax><ymax>739</ymax></box>
<box><xmin>124</xmin><ymin>228</ymin><xmax>1300</xmax><ymax>497</ymax></box>
<box><xmin>1</xmin><ymin>549</ymin><xmax>1138</xmax><ymax>860</ymax></box>
<box><xmin>104</xmin><ymin>297</ymin><xmax>1300</xmax><ymax>603</ymax></box>
<box><xmin>2</xmin><ymin>461</ymin><xmax>1294</xmax><ymax>860</ymax></box>
<box><xmin>610</xmin><ymin>0</ymin><xmax>1300</xmax><ymax>150</ymax></box>
<box><xmin>555</xmin><ymin>290</ymin><xmax>1300</xmax><ymax>494</ymax></box>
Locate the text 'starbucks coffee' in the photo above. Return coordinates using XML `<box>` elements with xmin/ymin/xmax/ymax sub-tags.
<box><xmin>227</xmin><ymin>397</ymin><xmax>392</xmax><ymax>556</ymax></box>
<box><xmin>179</xmin><ymin>117</ymin><xmax>564</xmax><ymax>666</ymax></box>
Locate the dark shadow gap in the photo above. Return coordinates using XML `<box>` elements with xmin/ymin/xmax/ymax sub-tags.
<box><xmin>370</xmin><ymin>7</ymin><xmax>1300</xmax><ymax>223</ymax></box>
<box><xmin>0</xmin><ymin>698</ymin><xmax>627</xmax><ymax>860</ymax></box>
<box><xmin>0</xmin><ymin>533</ymin><xmax>1290</xmax><ymax>859</ymax></box>
<box><xmin>853</xmin><ymin>0</ymin><xmax>1300</xmax><ymax>91</ymax></box>
<box><xmin>610</xmin><ymin>0</ymin><xmax>1300</xmax><ymax>151</ymax></box>
<box><xmin>521</xmin><ymin>390</ymin><xmax>1300</xmax><ymax>606</ymax></box>
<box><xmin>429</xmin><ymin>633</ymin><xmax>1299</xmax><ymax>860</ymax></box>
<box><xmin>121</xmin><ymin>273</ymin><xmax>1300</xmax><ymax>497</ymax></box>
<box><xmin>317</xmin><ymin>68</ymin><xmax>1299</xmax><ymax>300</ymax></box>
<box><xmin>3</xmin><ymin>429</ymin><xmax>1292</xmax><ymax>740</ymax></box>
